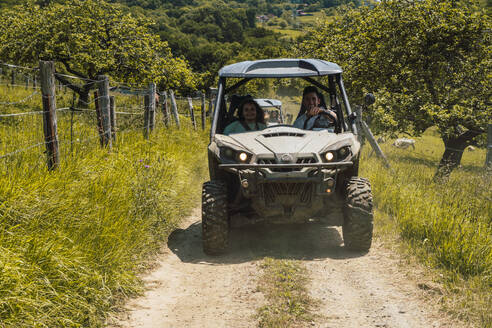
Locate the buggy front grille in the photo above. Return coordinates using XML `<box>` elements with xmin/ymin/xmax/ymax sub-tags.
<box><xmin>296</xmin><ymin>157</ymin><xmax>317</xmax><ymax>164</ymax></box>
<box><xmin>257</xmin><ymin>156</ymin><xmax>317</xmax><ymax>172</ymax></box>
<box><xmin>262</xmin><ymin>182</ymin><xmax>313</xmax><ymax>205</ymax></box>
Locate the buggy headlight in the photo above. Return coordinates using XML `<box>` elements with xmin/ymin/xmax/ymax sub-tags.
<box><xmin>220</xmin><ymin>147</ymin><xmax>251</xmax><ymax>163</ymax></box>
<box><xmin>325</xmin><ymin>152</ymin><xmax>334</xmax><ymax>162</ymax></box>
<box><xmin>238</xmin><ymin>152</ymin><xmax>248</xmax><ymax>162</ymax></box>
<box><xmin>339</xmin><ymin>147</ymin><xmax>348</xmax><ymax>157</ymax></box>
<box><xmin>224</xmin><ymin>148</ymin><xmax>235</xmax><ymax>158</ymax></box>
<box><xmin>338</xmin><ymin>146</ymin><xmax>351</xmax><ymax>159</ymax></box>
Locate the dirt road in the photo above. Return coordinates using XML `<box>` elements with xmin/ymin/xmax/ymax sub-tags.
<box><xmin>111</xmin><ymin>209</ymin><xmax>460</xmax><ymax>328</ymax></box>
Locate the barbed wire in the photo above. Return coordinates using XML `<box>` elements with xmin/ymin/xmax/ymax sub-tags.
<box><xmin>0</xmin><ymin>111</ymin><xmax>43</xmax><ymax>118</ymax></box>
<box><xmin>0</xmin><ymin>83</ymin><xmax>38</xmax><ymax>88</ymax></box>
<box><xmin>0</xmin><ymin>141</ymin><xmax>45</xmax><ymax>159</ymax></box>
<box><xmin>0</xmin><ymin>91</ymin><xmax>39</xmax><ymax>105</ymax></box>
<box><xmin>54</xmin><ymin>72</ymin><xmax>99</xmax><ymax>83</ymax></box>
<box><xmin>0</xmin><ymin>62</ymin><xmax>38</xmax><ymax>71</ymax></box>
<box><xmin>115</xmin><ymin>111</ymin><xmax>143</xmax><ymax>115</ymax></box>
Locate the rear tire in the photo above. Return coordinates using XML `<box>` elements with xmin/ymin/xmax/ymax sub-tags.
<box><xmin>202</xmin><ymin>180</ymin><xmax>229</xmax><ymax>255</ymax></box>
<box><xmin>342</xmin><ymin>177</ymin><xmax>373</xmax><ymax>251</ymax></box>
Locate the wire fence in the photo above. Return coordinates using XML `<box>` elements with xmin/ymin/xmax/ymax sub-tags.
<box><xmin>0</xmin><ymin>61</ymin><xmax>215</xmax><ymax>172</ymax></box>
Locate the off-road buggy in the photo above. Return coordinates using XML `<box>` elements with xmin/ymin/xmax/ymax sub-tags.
<box><xmin>203</xmin><ymin>59</ymin><xmax>374</xmax><ymax>255</ymax></box>
<box><xmin>254</xmin><ymin>98</ymin><xmax>284</xmax><ymax>126</ymax></box>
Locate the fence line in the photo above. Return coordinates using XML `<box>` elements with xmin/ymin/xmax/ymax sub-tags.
<box><xmin>53</xmin><ymin>72</ymin><xmax>99</xmax><ymax>82</ymax></box>
<box><xmin>1</xmin><ymin>60</ymin><xmax>212</xmax><ymax>171</ymax></box>
<box><xmin>0</xmin><ymin>91</ymin><xmax>39</xmax><ymax>105</ymax></box>
<box><xmin>0</xmin><ymin>62</ymin><xmax>38</xmax><ymax>71</ymax></box>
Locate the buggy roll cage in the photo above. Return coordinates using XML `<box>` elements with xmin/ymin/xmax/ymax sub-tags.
<box><xmin>210</xmin><ymin>59</ymin><xmax>358</xmax><ymax>140</ymax></box>
<box><xmin>255</xmin><ymin>99</ymin><xmax>283</xmax><ymax>123</ymax></box>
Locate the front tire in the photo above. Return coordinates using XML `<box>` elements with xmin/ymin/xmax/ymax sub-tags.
<box><xmin>202</xmin><ymin>180</ymin><xmax>229</xmax><ymax>255</ymax></box>
<box><xmin>342</xmin><ymin>177</ymin><xmax>373</xmax><ymax>251</ymax></box>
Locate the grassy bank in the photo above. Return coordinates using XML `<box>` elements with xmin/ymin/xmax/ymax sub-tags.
<box><xmin>0</xmin><ymin>126</ymin><xmax>209</xmax><ymax>327</ymax></box>
<box><xmin>360</xmin><ymin>131</ymin><xmax>491</xmax><ymax>326</ymax></box>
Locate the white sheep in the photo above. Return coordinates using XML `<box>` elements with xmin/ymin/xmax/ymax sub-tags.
<box><xmin>392</xmin><ymin>138</ymin><xmax>416</xmax><ymax>150</ymax></box>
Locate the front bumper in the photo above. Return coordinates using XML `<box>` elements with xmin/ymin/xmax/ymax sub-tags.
<box><xmin>219</xmin><ymin>162</ymin><xmax>352</xmax><ymax>219</ymax></box>
<box><xmin>219</xmin><ymin>162</ymin><xmax>353</xmax><ymax>170</ymax></box>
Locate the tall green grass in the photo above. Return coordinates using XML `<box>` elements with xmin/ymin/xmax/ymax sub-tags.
<box><xmin>360</xmin><ymin>131</ymin><xmax>491</xmax><ymax>326</ymax></box>
<box><xmin>1</xmin><ymin>85</ymin><xmax>209</xmax><ymax>326</ymax></box>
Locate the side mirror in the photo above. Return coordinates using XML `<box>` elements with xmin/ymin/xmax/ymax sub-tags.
<box><xmin>364</xmin><ymin>93</ymin><xmax>375</xmax><ymax>106</ymax></box>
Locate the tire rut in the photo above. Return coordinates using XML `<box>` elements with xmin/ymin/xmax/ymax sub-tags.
<box><xmin>110</xmin><ymin>208</ymin><xmax>462</xmax><ymax>328</ymax></box>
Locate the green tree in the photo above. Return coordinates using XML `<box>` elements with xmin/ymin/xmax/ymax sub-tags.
<box><xmin>0</xmin><ymin>0</ymin><xmax>195</xmax><ymax>105</ymax></box>
<box><xmin>298</xmin><ymin>0</ymin><xmax>491</xmax><ymax>178</ymax></box>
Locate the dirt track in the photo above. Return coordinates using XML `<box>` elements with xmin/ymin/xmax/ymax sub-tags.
<box><xmin>111</xmin><ymin>208</ymin><xmax>461</xmax><ymax>328</ymax></box>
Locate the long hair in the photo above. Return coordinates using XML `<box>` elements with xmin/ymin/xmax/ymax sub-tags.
<box><xmin>238</xmin><ymin>99</ymin><xmax>265</xmax><ymax>124</ymax></box>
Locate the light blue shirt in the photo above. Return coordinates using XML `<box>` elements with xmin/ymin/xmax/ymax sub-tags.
<box><xmin>293</xmin><ymin>113</ymin><xmax>335</xmax><ymax>132</ymax></box>
<box><xmin>223</xmin><ymin>121</ymin><xmax>266</xmax><ymax>135</ymax></box>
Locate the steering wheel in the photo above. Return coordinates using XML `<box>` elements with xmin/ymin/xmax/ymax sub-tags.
<box><xmin>308</xmin><ymin>109</ymin><xmax>338</xmax><ymax>130</ymax></box>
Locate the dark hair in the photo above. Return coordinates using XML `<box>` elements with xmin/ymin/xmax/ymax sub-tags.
<box><xmin>302</xmin><ymin>86</ymin><xmax>319</xmax><ymax>97</ymax></box>
<box><xmin>297</xmin><ymin>86</ymin><xmax>327</xmax><ymax>118</ymax></box>
<box><xmin>238</xmin><ymin>99</ymin><xmax>265</xmax><ymax>124</ymax></box>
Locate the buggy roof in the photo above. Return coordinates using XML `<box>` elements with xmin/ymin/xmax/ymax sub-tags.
<box><xmin>219</xmin><ymin>59</ymin><xmax>342</xmax><ymax>78</ymax></box>
<box><xmin>254</xmin><ymin>98</ymin><xmax>282</xmax><ymax>108</ymax></box>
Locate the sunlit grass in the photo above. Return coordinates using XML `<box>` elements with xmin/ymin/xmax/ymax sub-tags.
<box><xmin>1</xmin><ymin>84</ymin><xmax>209</xmax><ymax>327</ymax></box>
<box><xmin>257</xmin><ymin>258</ymin><xmax>315</xmax><ymax>328</ymax></box>
<box><xmin>360</xmin><ymin>130</ymin><xmax>491</xmax><ymax>326</ymax></box>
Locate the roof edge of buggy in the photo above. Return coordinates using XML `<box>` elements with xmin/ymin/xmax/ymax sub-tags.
<box><xmin>218</xmin><ymin>59</ymin><xmax>342</xmax><ymax>78</ymax></box>
<box><xmin>254</xmin><ymin>98</ymin><xmax>282</xmax><ymax>108</ymax></box>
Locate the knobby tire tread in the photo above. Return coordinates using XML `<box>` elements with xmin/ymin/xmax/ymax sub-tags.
<box><xmin>202</xmin><ymin>180</ymin><xmax>229</xmax><ymax>255</ymax></box>
<box><xmin>342</xmin><ymin>177</ymin><xmax>373</xmax><ymax>251</ymax></box>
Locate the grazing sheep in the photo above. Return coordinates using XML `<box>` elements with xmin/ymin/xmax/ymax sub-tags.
<box><xmin>466</xmin><ymin>145</ymin><xmax>476</xmax><ymax>151</ymax></box>
<box><xmin>392</xmin><ymin>138</ymin><xmax>416</xmax><ymax>150</ymax></box>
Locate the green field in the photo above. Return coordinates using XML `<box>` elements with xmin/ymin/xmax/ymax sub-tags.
<box><xmin>360</xmin><ymin>131</ymin><xmax>491</xmax><ymax>326</ymax></box>
<box><xmin>262</xmin><ymin>11</ymin><xmax>327</xmax><ymax>38</ymax></box>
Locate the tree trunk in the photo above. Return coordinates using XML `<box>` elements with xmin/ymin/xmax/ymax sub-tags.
<box><xmin>435</xmin><ymin>130</ymin><xmax>482</xmax><ymax>180</ymax></box>
<box><xmin>54</xmin><ymin>75</ymin><xmax>95</xmax><ymax>108</ymax></box>
<box><xmin>77</xmin><ymin>83</ymin><xmax>94</xmax><ymax>108</ymax></box>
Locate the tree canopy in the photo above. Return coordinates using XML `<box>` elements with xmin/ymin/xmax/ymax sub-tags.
<box><xmin>297</xmin><ymin>0</ymin><xmax>491</xmax><ymax>176</ymax></box>
<box><xmin>0</xmin><ymin>0</ymin><xmax>196</xmax><ymax>97</ymax></box>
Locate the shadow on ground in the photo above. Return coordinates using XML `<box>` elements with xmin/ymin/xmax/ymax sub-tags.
<box><xmin>167</xmin><ymin>218</ymin><xmax>367</xmax><ymax>265</ymax></box>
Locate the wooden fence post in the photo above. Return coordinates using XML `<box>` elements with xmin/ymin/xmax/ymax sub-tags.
<box><xmin>10</xmin><ymin>70</ymin><xmax>15</xmax><ymax>86</ymax></box>
<box><xmin>97</xmin><ymin>75</ymin><xmax>112</xmax><ymax>149</ymax></box>
<box><xmin>39</xmin><ymin>61</ymin><xmax>59</xmax><ymax>170</ymax></box>
<box><xmin>486</xmin><ymin>123</ymin><xmax>492</xmax><ymax>171</ymax></box>
<box><xmin>201</xmin><ymin>92</ymin><xmax>206</xmax><ymax>130</ymax></box>
<box><xmin>187</xmin><ymin>97</ymin><xmax>196</xmax><ymax>130</ymax></box>
<box><xmin>110</xmin><ymin>96</ymin><xmax>116</xmax><ymax>141</ymax></box>
<box><xmin>169</xmin><ymin>90</ymin><xmax>180</xmax><ymax>129</ymax></box>
<box><xmin>143</xmin><ymin>82</ymin><xmax>156</xmax><ymax>139</ymax></box>
<box><xmin>94</xmin><ymin>91</ymin><xmax>103</xmax><ymax>146</ymax></box>
<box><xmin>144</xmin><ymin>95</ymin><xmax>149</xmax><ymax>138</ymax></box>
<box><xmin>161</xmin><ymin>91</ymin><xmax>170</xmax><ymax>128</ymax></box>
<box><xmin>33</xmin><ymin>74</ymin><xmax>37</xmax><ymax>89</ymax></box>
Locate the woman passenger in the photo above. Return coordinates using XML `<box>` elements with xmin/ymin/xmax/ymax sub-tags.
<box><xmin>223</xmin><ymin>99</ymin><xmax>266</xmax><ymax>135</ymax></box>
